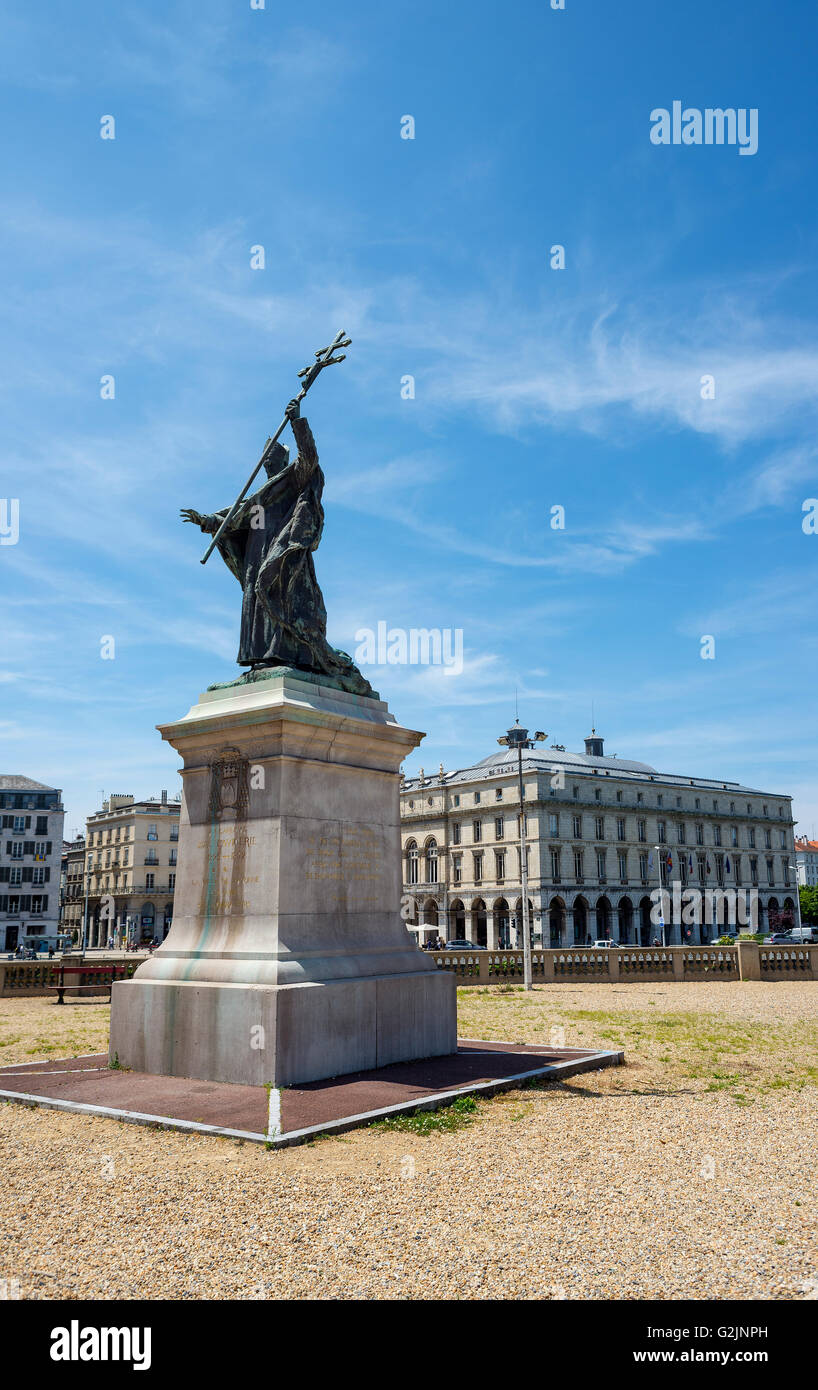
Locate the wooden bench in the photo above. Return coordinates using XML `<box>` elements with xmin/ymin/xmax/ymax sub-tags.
<box><xmin>53</xmin><ymin>964</ymin><xmax>131</xmax><ymax>1004</ymax></box>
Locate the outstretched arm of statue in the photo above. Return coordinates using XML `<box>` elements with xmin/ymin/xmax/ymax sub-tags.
<box><xmin>285</xmin><ymin>397</ymin><xmax>319</xmax><ymax>483</ymax></box>
<box><xmin>180</xmin><ymin>508</ymin><xmax>220</xmax><ymax>534</ymax></box>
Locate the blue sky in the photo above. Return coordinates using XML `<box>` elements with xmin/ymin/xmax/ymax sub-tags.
<box><xmin>1</xmin><ymin>0</ymin><xmax>817</xmax><ymax>837</ymax></box>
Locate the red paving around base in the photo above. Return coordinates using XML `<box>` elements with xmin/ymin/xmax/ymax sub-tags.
<box><xmin>0</xmin><ymin>1041</ymin><xmax>623</xmax><ymax>1144</ymax></box>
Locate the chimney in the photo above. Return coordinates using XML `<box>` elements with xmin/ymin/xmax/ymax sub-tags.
<box><xmin>161</xmin><ymin>790</ymin><xmax>168</xmax><ymax>804</ymax></box>
<box><xmin>584</xmin><ymin>729</ymin><xmax>605</xmax><ymax>758</ymax></box>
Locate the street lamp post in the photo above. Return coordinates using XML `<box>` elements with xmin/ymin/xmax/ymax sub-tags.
<box><xmin>497</xmin><ymin>720</ymin><xmax>547</xmax><ymax>991</ymax></box>
<box><xmin>654</xmin><ymin>845</ymin><xmax>667</xmax><ymax>947</ymax></box>
<box><xmin>80</xmin><ymin>870</ymin><xmax>90</xmax><ymax>958</ymax></box>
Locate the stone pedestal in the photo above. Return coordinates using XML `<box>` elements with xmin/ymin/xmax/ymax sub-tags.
<box><xmin>109</xmin><ymin>672</ymin><xmax>456</xmax><ymax>1086</ymax></box>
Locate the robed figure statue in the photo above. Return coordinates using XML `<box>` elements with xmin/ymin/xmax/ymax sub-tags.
<box><xmin>181</xmin><ymin>398</ymin><xmax>372</xmax><ymax>697</ymax></box>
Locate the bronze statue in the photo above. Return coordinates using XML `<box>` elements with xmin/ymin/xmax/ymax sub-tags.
<box><xmin>181</xmin><ymin>334</ymin><xmax>373</xmax><ymax>697</ymax></box>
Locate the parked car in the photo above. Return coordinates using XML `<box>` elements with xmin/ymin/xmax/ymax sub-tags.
<box><xmin>444</xmin><ymin>939</ymin><xmax>484</xmax><ymax>951</ymax></box>
<box><xmin>765</xmin><ymin>932</ymin><xmax>797</xmax><ymax>945</ymax></box>
<box><xmin>592</xmin><ymin>939</ymin><xmax>615</xmax><ymax>948</ymax></box>
<box><xmin>787</xmin><ymin>926</ymin><xmax>818</xmax><ymax>944</ymax></box>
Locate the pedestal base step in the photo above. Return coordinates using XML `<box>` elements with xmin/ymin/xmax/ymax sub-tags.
<box><xmin>108</xmin><ymin>970</ymin><xmax>457</xmax><ymax>1087</ymax></box>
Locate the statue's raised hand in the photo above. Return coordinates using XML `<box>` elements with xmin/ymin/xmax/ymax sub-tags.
<box><xmin>285</xmin><ymin>397</ymin><xmax>301</xmax><ymax>422</ymax></box>
<box><xmin>180</xmin><ymin>508</ymin><xmax>204</xmax><ymax>526</ymax></box>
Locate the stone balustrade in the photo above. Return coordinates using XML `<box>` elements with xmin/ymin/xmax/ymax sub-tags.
<box><xmin>430</xmin><ymin>942</ymin><xmax>817</xmax><ymax>984</ymax></box>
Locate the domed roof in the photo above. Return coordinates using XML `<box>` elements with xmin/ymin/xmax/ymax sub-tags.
<box><xmin>469</xmin><ymin>748</ymin><xmax>658</xmax><ymax>776</ymax></box>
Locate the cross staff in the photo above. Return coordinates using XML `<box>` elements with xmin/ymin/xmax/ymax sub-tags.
<box><xmin>199</xmin><ymin>329</ymin><xmax>352</xmax><ymax>565</ymax></box>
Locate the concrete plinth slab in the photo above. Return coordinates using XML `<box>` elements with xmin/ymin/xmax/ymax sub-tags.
<box><xmin>0</xmin><ymin>1040</ymin><xmax>624</xmax><ymax>1147</ymax></box>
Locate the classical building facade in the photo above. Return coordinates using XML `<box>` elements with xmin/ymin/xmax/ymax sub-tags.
<box><xmin>84</xmin><ymin>791</ymin><xmax>181</xmax><ymax>947</ymax></box>
<box><xmin>400</xmin><ymin>733</ymin><xmax>798</xmax><ymax>947</ymax></box>
<box><xmin>795</xmin><ymin>837</ymin><xmax>818</xmax><ymax>888</ymax></box>
<box><xmin>59</xmin><ymin>835</ymin><xmax>87</xmax><ymax>945</ymax></box>
<box><xmin>0</xmin><ymin>775</ymin><xmax>65</xmax><ymax>951</ymax></box>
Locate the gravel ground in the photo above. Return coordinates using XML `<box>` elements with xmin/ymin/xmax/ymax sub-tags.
<box><xmin>1</xmin><ymin>983</ymin><xmax>816</xmax><ymax>1301</ymax></box>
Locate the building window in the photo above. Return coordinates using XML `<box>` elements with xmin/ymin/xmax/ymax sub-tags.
<box><xmin>731</xmin><ymin>826</ymin><xmax>738</xmax><ymax>848</ymax></box>
<box><xmin>147</xmin><ymin>825</ymin><xmax>158</xmax><ymax>841</ymax></box>
<box><xmin>595</xmin><ymin>816</ymin><xmax>605</xmax><ymax>840</ymax></box>
<box><xmin>783</xmin><ymin>857</ymin><xmax>790</xmax><ymax>885</ymax></box>
<box><xmin>550</xmin><ymin>847</ymin><xmax>561</xmax><ymax>881</ymax></box>
<box><xmin>618</xmin><ymin>851</ymin><xmax>627</xmax><ymax>882</ymax></box>
<box><xmin>637</xmin><ymin>792</ymin><xmax>644</xmax><ymax>805</ymax></box>
<box><xmin>473</xmin><ymin>852</ymin><xmax>483</xmax><ymax>883</ymax></box>
<box><xmin>169</xmin><ymin>849</ymin><xmax>177</xmax><ymax>866</ymax></box>
<box><xmin>573</xmin><ymin>849</ymin><xmax>584</xmax><ymax>883</ymax></box>
<box><xmin>616</xmin><ymin>790</ymin><xmax>623</xmax><ymax>803</ymax></box>
<box><xmin>712</xmin><ymin>800</ymin><xmax>718</xmax><ymax>812</ymax></box>
<box><xmin>714</xmin><ymin>826</ymin><xmax>722</xmax><ymax>847</ymax></box>
<box><xmin>762</xmin><ymin>805</ymin><xmax>768</xmax><ymax>816</ymax></box>
<box><xmin>596</xmin><ymin>850</ymin><xmax>606</xmax><ymax>881</ymax></box>
<box><xmin>617</xmin><ymin>817</ymin><xmax>626</xmax><ymax>842</ymax></box>
<box><xmin>169</xmin><ymin>873</ymin><xmax>176</xmax><ymax>890</ymax></box>
<box><xmin>764</xmin><ymin>829</ymin><xmax>771</xmax><ymax>849</ymax></box>
<box><xmin>657</xmin><ymin>820</ymin><xmax>666</xmax><ymax>844</ymax></box>
<box><xmin>549</xmin><ymin>812</ymin><xmax>559</xmax><ymax>836</ymax></box>
<box><xmin>474</xmin><ymin>792</ymin><xmax>481</xmax><ymax>805</ymax></box>
<box><xmin>406</xmin><ymin>842</ymin><xmax>418</xmax><ymax>884</ymax></box>
<box><xmin>473</xmin><ymin>820</ymin><xmax>482</xmax><ymax>843</ymax></box>
<box><xmin>696</xmin><ymin>824</ymin><xmax>704</xmax><ymax>846</ymax></box>
<box><xmin>639</xmin><ymin>852</ymin><xmax>648</xmax><ymax>881</ymax></box>
<box><xmin>572</xmin><ymin>814</ymin><xmax>582</xmax><ymax>838</ymax></box>
<box><xmin>35</xmin><ymin>816</ymin><xmax>48</xmax><ymax>835</ymax></box>
<box><xmin>748</xmin><ymin>828</ymin><xmax>756</xmax><ymax>849</ymax></box>
<box><xmin>495</xmin><ymin>788</ymin><xmax>503</xmax><ymax>801</ymax></box>
<box><xmin>495</xmin><ymin>817</ymin><xmax>504</xmax><ymax>840</ymax></box>
<box><xmin>695</xmin><ymin>798</ymin><xmax>701</xmax><ymax>811</ymax></box>
<box><xmin>146</xmin><ymin>873</ymin><xmax>155</xmax><ymax>890</ymax></box>
<box><xmin>425</xmin><ymin>841</ymin><xmax>438</xmax><ymax>884</ymax></box>
<box><xmin>657</xmin><ymin>795</ymin><xmax>663</xmax><ymax>808</ymax></box>
<box><xmin>495</xmin><ymin>851</ymin><xmax>506</xmax><ymax>882</ymax></box>
<box><xmin>637</xmin><ymin>819</ymin><xmax>646</xmax><ymax>843</ymax></box>
<box><xmin>677</xmin><ymin>824</ymin><xmax>686</xmax><ymax>844</ymax></box>
<box><xmin>766</xmin><ymin>858</ymin><xmax>774</xmax><ymax>886</ymax></box>
<box><xmin>729</xmin><ymin>801</ymin><xmax>735</xmax><ymax>813</ymax></box>
<box><xmin>676</xmin><ymin>796</ymin><xmax>682</xmax><ymax>809</ymax></box>
<box><xmin>453</xmin><ymin>795</ymin><xmax>460</xmax><ymax>807</ymax></box>
<box><xmin>573</xmin><ymin>786</ymin><xmax>579</xmax><ymax>799</ymax></box>
<box><xmin>750</xmin><ymin>856</ymin><xmax>758</xmax><ymax>886</ymax></box>
<box><xmin>452</xmin><ymin>823</ymin><xmax>461</xmax><ymax>845</ymax></box>
<box><xmin>594</xmin><ymin>788</ymin><xmax>601</xmax><ymax>802</ymax></box>
<box><xmin>453</xmin><ymin>854</ymin><xmax>462</xmax><ymax>883</ymax></box>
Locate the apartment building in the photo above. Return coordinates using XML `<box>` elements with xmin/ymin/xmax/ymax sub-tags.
<box><xmin>0</xmin><ymin>775</ymin><xmax>65</xmax><ymax>951</ymax></box>
<box><xmin>84</xmin><ymin>791</ymin><xmax>181</xmax><ymax>947</ymax></box>
<box><xmin>401</xmin><ymin>731</ymin><xmax>797</xmax><ymax>947</ymax></box>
